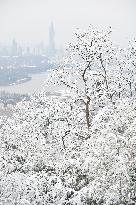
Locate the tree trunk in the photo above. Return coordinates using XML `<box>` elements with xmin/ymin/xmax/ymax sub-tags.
<box><xmin>85</xmin><ymin>96</ymin><xmax>91</xmax><ymax>129</ymax></box>
<box><xmin>129</xmin><ymin>81</ymin><xmax>133</xmax><ymax>97</ymax></box>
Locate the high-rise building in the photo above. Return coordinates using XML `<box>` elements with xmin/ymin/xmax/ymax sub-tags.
<box><xmin>11</xmin><ymin>39</ymin><xmax>18</xmax><ymax>56</ymax></box>
<box><xmin>48</xmin><ymin>22</ymin><xmax>56</xmax><ymax>57</ymax></box>
<box><xmin>18</xmin><ymin>46</ymin><xmax>23</xmax><ymax>56</ymax></box>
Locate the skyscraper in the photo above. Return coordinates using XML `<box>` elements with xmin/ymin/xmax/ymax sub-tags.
<box><xmin>11</xmin><ymin>39</ymin><xmax>18</xmax><ymax>56</ymax></box>
<box><xmin>48</xmin><ymin>22</ymin><xmax>56</xmax><ymax>57</ymax></box>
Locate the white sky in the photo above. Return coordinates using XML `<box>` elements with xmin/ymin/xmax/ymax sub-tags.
<box><xmin>0</xmin><ymin>0</ymin><xmax>136</xmax><ymax>47</ymax></box>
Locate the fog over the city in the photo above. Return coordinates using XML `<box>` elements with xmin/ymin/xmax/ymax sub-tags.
<box><xmin>0</xmin><ymin>0</ymin><xmax>136</xmax><ymax>47</ymax></box>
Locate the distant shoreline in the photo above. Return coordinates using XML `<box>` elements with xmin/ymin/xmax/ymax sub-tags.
<box><xmin>0</xmin><ymin>72</ymin><xmax>48</xmax><ymax>95</ymax></box>
<box><xmin>0</xmin><ymin>76</ymin><xmax>31</xmax><ymax>86</ymax></box>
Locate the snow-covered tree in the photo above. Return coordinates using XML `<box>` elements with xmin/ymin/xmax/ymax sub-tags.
<box><xmin>124</xmin><ymin>40</ymin><xmax>136</xmax><ymax>98</ymax></box>
<box><xmin>0</xmin><ymin>26</ymin><xmax>136</xmax><ymax>205</ymax></box>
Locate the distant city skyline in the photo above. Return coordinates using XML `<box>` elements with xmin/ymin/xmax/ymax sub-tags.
<box><xmin>0</xmin><ymin>0</ymin><xmax>136</xmax><ymax>47</ymax></box>
<box><xmin>0</xmin><ymin>22</ymin><xmax>59</xmax><ymax>57</ymax></box>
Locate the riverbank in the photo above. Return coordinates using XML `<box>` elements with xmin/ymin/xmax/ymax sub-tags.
<box><xmin>0</xmin><ymin>76</ymin><xmax>31</xmax><ymax>86</ymax></box>
<box><xmin>0</xmin><ymin>72</ymin><xmax>48</xmax><ymax>94</ymax></box>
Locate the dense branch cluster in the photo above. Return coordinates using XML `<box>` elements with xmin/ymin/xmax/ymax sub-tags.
<box><xmin>0</xmin><ymin>26</ymin><xmax>136</xmax><ymax>205</ymax></box>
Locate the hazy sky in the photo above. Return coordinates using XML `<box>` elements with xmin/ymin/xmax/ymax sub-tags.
<box><xmin>0</xmin><ymin>0</ymin><xmax>136</xmax><ymax>47</ymax></box>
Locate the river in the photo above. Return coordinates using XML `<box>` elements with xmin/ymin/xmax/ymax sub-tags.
<box><xmin>0</xmin><ymin>73</ymin><xmax>49</xmax><ymax>95</ymax></box>
<box><xmin>0</xmin><ymin>72</ymin><xmax>67</xmax><ymax>95</ymax></box>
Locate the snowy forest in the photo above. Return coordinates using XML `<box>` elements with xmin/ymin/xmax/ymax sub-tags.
<box><xmin>0</xmin><ymin>25</ymin><xmax>136</xmax><ymax>205</ymax></box>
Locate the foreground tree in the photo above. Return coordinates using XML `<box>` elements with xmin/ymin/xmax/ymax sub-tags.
<box><xmin>47</xmin><ymin>26</ymin><xmax>115</xmax><ymax>127</ymax></box>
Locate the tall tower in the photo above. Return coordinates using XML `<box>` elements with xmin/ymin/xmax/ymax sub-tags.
<box><xmin>48</xmin><ymin>22</ymin><xmax>56</xmax><ymax>57</ymax></box>
<box><xmin>11</xmin><ymin>39</ymin><xmax>18</xmax><ymax>56</ymax></box>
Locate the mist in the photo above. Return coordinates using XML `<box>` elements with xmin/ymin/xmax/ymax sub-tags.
<box><xmin>0</xmin><ymin>0</ymin><xmax>136</xmax><ymax>47</ymax></box>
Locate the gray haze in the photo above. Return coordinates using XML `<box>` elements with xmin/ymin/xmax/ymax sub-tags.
<box><xmin>0</xmin><ymin>0</ymin><xmax>136</xmax><ymax>47</ymax></box>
